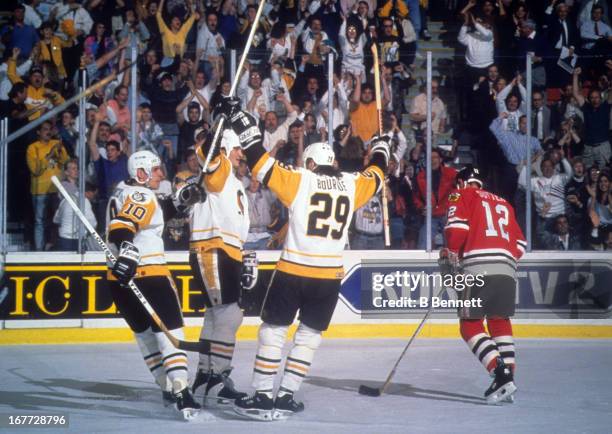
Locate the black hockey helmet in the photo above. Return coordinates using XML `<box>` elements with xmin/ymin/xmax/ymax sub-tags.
<box><xmin>456</xmin><ymin>164</ymin><xmax>484</xmax><ymax>188</ymax></box>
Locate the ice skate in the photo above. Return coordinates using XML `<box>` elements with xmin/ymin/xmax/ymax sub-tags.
<box><xmin>204</xmin><ymin>368</ymin><xmax>247</xmax><ymax>406</ymax></box>
<box><xmin>162</xmin><ymin>390</ymin><xmax>176</xmax><ymax>407</ymax></box>
<box><xmin>174</xmin><ymin>387</ymin><xmax>202</xmax><ymax>420</ymax></box>
<box><xmin>485</xmin><ymin>358</ymin><xmax>517</xmax><ymax>405</ymax></box>
<box><xmin>273</xmin><ymin>390</ymin><xmax>304</xmax><ymax>420</ymax></box>
<box><xmin>233</xmin><ymin>392</ymin><xmax>274</xmax><ymax>421</ymax></box>
<box><xmin>191</xmin><ymin>369</ymin><xmax>210</xmax><ymax>399</ymax></box>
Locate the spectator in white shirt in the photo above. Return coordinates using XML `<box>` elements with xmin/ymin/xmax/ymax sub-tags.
<box><xmin>196</xmin><ymin>11</ymin><xmax>225</xmax><ymax>82</ymax></box>
<box><xmin>23</xmin><ymin>0</ymin><xmax>42</xmax><ymax>29</ymax></box>
<box><xmin>54</xmin><ymin>180</ymin><xmax>97</xmax><ymax>251</ymax></box>
<box><xmin>458</xmin><ymin>10</ymin><xmax>494</xmax><ymax>85</ymax></box>
<box><xmin>263</xmin><ymin>92</ymin><xmax>298</xmax><ymax>155</ymax></box>
<box><xmin>496</xmin><ymin>75</ymin><xmax>527</xmax><ymax>132</ymax></box>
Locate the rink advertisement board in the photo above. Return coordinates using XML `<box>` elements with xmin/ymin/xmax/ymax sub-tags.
<box><xmin>1</xmin><ymin>252</ymin><xmax>611</xmax><ymax>320</ymax></box>
<box><xmin>354</xmin><ymin>259</ymin><xmax>612</xmax><ymax>318</ymax></box>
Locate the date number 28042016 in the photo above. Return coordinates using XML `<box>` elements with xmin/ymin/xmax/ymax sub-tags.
<box><xmin>2</xmin><ymin>414</ymin><xmax>68</xmax><ymax>427</ymax></box>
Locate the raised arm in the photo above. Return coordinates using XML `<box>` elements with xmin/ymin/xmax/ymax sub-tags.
<box><xmin>572</xmin><ymin>67</ymin><xmax>585</xmax><ymax>107</ymax></box>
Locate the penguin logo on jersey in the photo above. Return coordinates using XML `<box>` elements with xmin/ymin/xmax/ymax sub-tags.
<box><xmin>131</xmin><ymin>192</ymin><xmax>147</xmax><ymax>203</ymax></box>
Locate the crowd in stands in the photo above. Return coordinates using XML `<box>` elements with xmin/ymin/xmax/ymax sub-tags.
<box><xmin>0</xmin><ymin>0</ymin><xmax>610</xmax><ymax>252</ymax></box>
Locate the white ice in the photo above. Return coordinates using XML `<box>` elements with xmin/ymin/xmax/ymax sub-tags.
<box><xmin>1</xmin><ymin>339</ymin><xmax>611</xmax><ymax>434</ymax></box>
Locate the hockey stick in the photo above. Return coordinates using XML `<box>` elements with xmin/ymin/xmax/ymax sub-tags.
<box><xmin>51</xmin><ymin>176</ymin><xmax>209</xmax><ymax>353</ymax></box>
<box><xmin>200</xmin><ymin>0</ymin><xmax>267</xmax><ymax>173</ymax></box>
<box><xmin>370</xmin><ymin>43</ymin><xmax>391</xmax><ymax>247</ymax></box>
<box><xmin>358</xmin><ymin>285</ymin><xmax>447</xmax><ymax>397</ymax></box>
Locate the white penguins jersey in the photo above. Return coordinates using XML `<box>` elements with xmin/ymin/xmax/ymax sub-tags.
<box><xmin>106</xmin><ymin>182</ymin><xmax>169</xmax><ymax>278</ymax></box>
<box><xmin>252</xmin><ymin>154</ymin><xmax>384</xmax><ymax>279</ymax></box>
<box><xmin>189</xmin><ymin>154</ymin><xmax>249</xmax><ymax>261</ymax></box>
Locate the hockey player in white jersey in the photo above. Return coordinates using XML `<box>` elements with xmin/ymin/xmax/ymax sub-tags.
<box><xmin>213</xmin><ymin>98</ymin><xmax>389</xmax><ymax>420</ymax></box>
<box><xmin>106</xmin><ymin>151</ymin><xmax>202</xmax><ymax>419</ymax></box>
<box><xmin>189</xmin><ymin>128</ymin><xmax>255</xmax><ymax>405</ymax></box>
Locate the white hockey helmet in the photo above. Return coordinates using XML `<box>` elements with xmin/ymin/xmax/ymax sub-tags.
<box><xmin>220</xmin><ymin>129</ymin><xmax>241</xmax><ymax>154</ymax></box>
<box><xmin>302</xmin><ymin>142</ymin><xmax>335</xmax><ymax>167</ymax></box>
<box><xmin>128</xmin><ymin>150</ymin><xmax>162</xmax><ymax>184</ymax></box>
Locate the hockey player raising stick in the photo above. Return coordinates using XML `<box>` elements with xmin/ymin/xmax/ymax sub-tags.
<box><xmin>213</xmin><ymin>97</ymin><xmax>389</xmax><ymax>421</ymax></box>
<box><xmin>189</xmin><ymin>127</ymin><xmax>254</xmax><ymax>405</ymax></box>
<box><xmin>442</xmin><ymin>165</ymin><xmax>526</xmax><ymax>405</ymax></box>
<box><xmin>106</xmin><ymin>151</ymin><xmax>203</xmax><ymax>419</ymax></box>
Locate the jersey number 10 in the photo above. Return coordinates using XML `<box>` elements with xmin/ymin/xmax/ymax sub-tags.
<box><xmin>307</xmin><ymin>193</ymin><xmax>350</xmax><ymax>240</ymax></box>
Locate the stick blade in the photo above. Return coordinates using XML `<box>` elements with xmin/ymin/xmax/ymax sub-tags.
<box><xmin>358</xmin><ymin>385</ymin><xmax>382</xmax><ymax>397</ymax></box>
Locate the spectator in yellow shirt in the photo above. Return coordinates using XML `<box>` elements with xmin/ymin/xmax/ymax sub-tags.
<box><xmin>8</xmin><ymin>48</ymin><xmax>65</xmax><ymax>121</ymax></box>
<box><xmin>156</xmin><ymin>0</ymin><xmax>198</xmax><ymax>59</ymax></box>
<box><xmin>26</xmin><ymin>120</ymin><xmax>69</xmax><ymax>251</ymax></box>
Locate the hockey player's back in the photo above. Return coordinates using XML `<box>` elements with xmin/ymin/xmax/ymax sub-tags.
<box><xmin>446</xmin><ymin>186</ymin><xmax>526</xmax><ymax>277</ymax></box>
<box><xmin>253</xmin><ymin>159</ymin><xmax>383</xmax><ymax>280</ymax></box>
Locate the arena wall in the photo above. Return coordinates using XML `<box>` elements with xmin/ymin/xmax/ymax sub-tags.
<box><xmin>1</xmin><ymin>251</ymin><xmax>611</xmax><ymax>344</ymax></box>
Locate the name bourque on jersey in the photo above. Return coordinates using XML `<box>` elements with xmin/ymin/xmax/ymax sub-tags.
<box><xmin>106</xmin><ymin>183</ymin><xmax>166</xmax><ymax>267</ymax></box>
<box><xmin>189</xmin><ymin>154</ymin><xmax>249</xmax><ymax>262</ymax></box>
<box><xmin>252</xmin><ymin>155</ymin><xmax>384</xmax><ymax>279</ymax></box>
<box><xmin>445</xmin><ymin>188</ymin><xmax>526</xmax><ymax>277</ymax></box>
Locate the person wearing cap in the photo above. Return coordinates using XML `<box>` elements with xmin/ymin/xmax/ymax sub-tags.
<box><xmin>142</xmin><ymin>70</ymin><xmax>190</xmax><ymax>157</ymax></box>
<box><xmin>7</xmin><ymin>48</ymin><xmax>65</xmax><ymax>121</ymax></box>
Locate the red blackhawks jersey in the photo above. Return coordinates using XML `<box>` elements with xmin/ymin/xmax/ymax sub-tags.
<box><xmin>444</xmin><ymin>187</ymin><xmax>526</xmax><ymax>277</ymax></box>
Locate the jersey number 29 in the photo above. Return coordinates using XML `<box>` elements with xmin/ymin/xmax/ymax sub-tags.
<box><xmin>307</xmin><ymin>193</ymin><xmax>350</xmax><ymax>240</ymax></box>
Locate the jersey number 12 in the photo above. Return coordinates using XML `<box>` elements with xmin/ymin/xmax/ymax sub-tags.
<box><xmin>482</xmin><ymin>201</ymin><xmax>509</xmax><ymax>241</ymax></box>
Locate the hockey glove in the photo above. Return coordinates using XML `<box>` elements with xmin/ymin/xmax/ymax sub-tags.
<box><xmin>438</xmin><ymin>248</ymin><xmax>460</xmax><ymax>288</ymax></box>
<box><xmin>173</xmin><ymin>182</ymin><xmax>206</xmax><ymax>215</ymax></box>
<box><xmin>370</xmin><ymin>135</ymin><xmax>391</xmax><ymax>167</ymax></box>
<box><xmin>213</xmin><ymin>95</ymin><xmax>241</xmax><ymax>121</ymax></box>
<box><xmin>227</xmin><ymin>110</ymin><xmax>262</xmax><ymax>150</ymax></box>
<box><xmin>240</xmin><ymin>251</ymin><xmax>259</xmax><ymax>291</ymax></box>
<box><xmin>112</xmin><ymin>241</ymin><xmax>140</xmax><ymax>285</ymax></box>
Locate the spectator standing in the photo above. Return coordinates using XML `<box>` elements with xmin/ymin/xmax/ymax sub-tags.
<box><xmin>518</xmin><ymin>154</ymin><xmax>573</xmax><ymax>248</ymax></box>
<box><xmin>143</xmin><ymin>71</ymin><xmax>189</xmax><ymax>156</ymax></box>
<box><xmin>572</xmin><ymin>68</ymin><xmax>612</xmax><ymax>168</ymax></box>
<box><xmin>587</xmin><ymin>172</ymin><xmax>612</xmax><ymax>247</ymax></box>
<box><xmin>263</xmin><ymin>93</ymin><xmax>298</xmax><ymax>154</ymax></box>
<box><xmin>531</xmin><ymin>91</ymin><xmax>554</xmax><ymax>143</ymax></box>
<box><xmin>351</xmin><ymin>193</ymin><xmax>385</xmax><ymax>250</ymax></box>
<box><xmin>413</xmin><ymin>148</ymin><xmax>457</xmax><ymax>249</ymax></box>
<box><xmin>458</xmin><ymin>2</ymin><xmax>495</xmax><ymax>86</ymax></box>
<box><xmin>196</xmin><ymin>11</ymin><xmax>225</xmax><ymax>80</ymax></box>
<box><xmin>7</xmin><ymin>56</ymin><xmax>65</xmax><ymax>121</ymax></box>
<box><xmin>88</xmin><ymin>111</ymin><xmax>130</xmax><ymax>231</ymax></box>
<box><xmin>156</xmin><ymin>0</ymin><xmax>197</xmax><ymax>59</ymax></box>
<box><xmin>565</xmin><ymin>158</ymin><xmax>590</xmax><ymax>242</ymax></box>
<box><xmin>496</xmin><ymin>76</ymin><xmax>526</xmax><ymax>132</ymax></box>
<box><xmin>4</xmin><ymin>5</ymin><xmax>39</xmax><ymax>59</ymax></box>
<box><xmin>27</xmin><ymin>121</ymin><xmax>70</xmax><ymax>251</ymax></box>
<box><xmin>410</xmin><ymin>79</ymin><xmax>447</xmax><ymax>141</ymax></box>
<box><xmin>54</xmin><ymin>180</ymin><xmax>97</xmax><ymax>251</ymax></box>
<box><xmin>37</xmin><ymin>22</ymin><xmax>72</xmax><ymax>83</ymax></box>
<box><xmin>244</xmin><ymin>178</ymin><xmax>276</xmax><ymax>250</ymax></box>
<box><xmin>544</xmin><ymin>1</ymin><xmax>579</xmax><ymax>89</ymax></box>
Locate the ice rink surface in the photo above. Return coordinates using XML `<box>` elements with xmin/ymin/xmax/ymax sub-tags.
<box><xmin>1</xmin><ymin>338</ymin><xmax>611</xmax><ymax>434</ymax></box>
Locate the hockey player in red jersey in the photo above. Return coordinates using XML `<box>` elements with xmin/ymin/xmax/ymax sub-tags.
<box><xmin>442</xmin><ymin>165</ymin><xmax>526</xmax><ymax>404</ymax></box>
